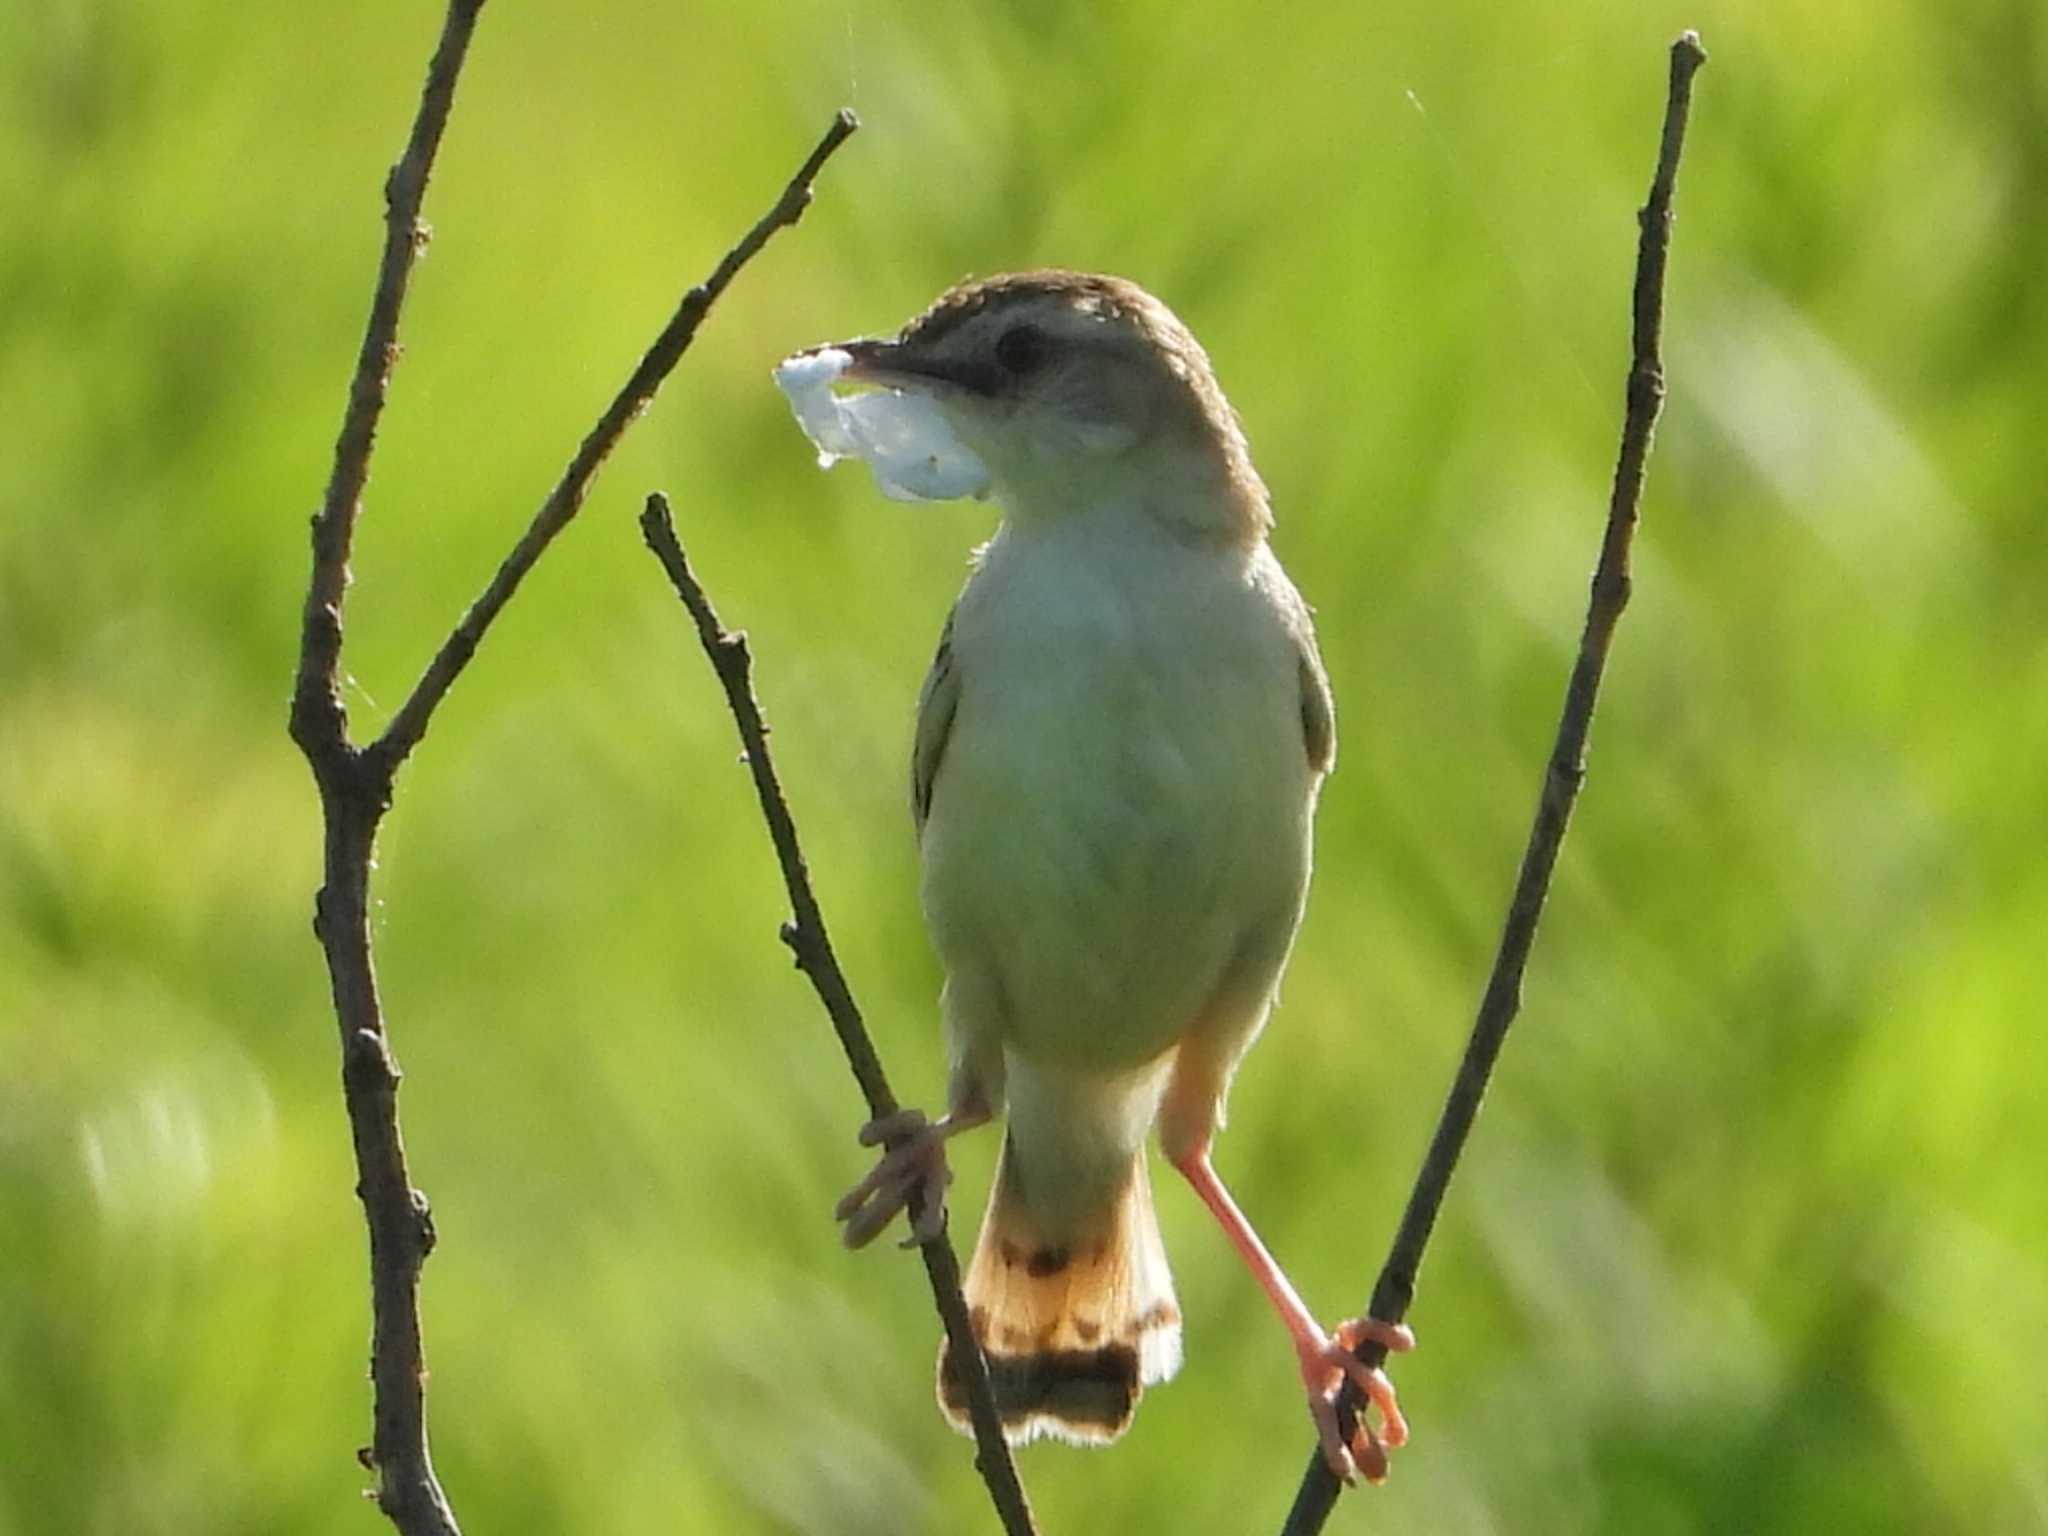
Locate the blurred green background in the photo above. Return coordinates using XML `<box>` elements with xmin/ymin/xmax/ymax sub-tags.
<box><xmin>4</xmin><ymin>1</ymin><xmax>2044</xmax><ymax>1531</ymax></box>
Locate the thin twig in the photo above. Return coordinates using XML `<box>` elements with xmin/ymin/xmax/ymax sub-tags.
<box><xmin>1277</xmin><ymin>31</ymin><xmax>1708</xmax><ymax>1535</ymax></box>
<box><xmin>373</xmin><ymin>108</ymin><xmax>860</xmax><ymax>775</ymax></box>
<box><xmin>286</xmin><ymin>3</ymin><xmax>857</xmax><ymax>1525</ymax></box>
<box><xmin>639</xmin><ymin>494</ymin><xmax>1040</xmax><ymax>1536</ymax></box>
<box><xmin>290</xmin><ymin>0</ymin><xmax>484</xmax><ymax>768</ymax></box>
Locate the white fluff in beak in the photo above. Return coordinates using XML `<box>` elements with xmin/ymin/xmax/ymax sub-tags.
<box><xmin>774</xmin><ymin>348</ymin><xmax>991</xmax><ymax>503</ymax></box>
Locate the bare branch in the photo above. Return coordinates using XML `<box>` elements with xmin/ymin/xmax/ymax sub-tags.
<box><xmin>291</xmin><ymin>0</ymin><xmax>485</xmax><ymax>768</ymax></box>
<box><xmin>372</xmin><ymin>109</ymin><xmax>859</xmax><ymax>775</ymax></box>
<box><xmin>288</xmin><ymin>3</ymin><xmax>857</xmax><ymax>1526</ymax></box>
<box><xmin>639</xmin><ymin>494</ymin><xmax>1040</xmax><ymax>1536</ymax></box>
<box><xmin>1277</xmin><ymin>31</ymin><xmax>1709</xmax><ymax>1534</ymax></box>
<box><xmin>287</xmin><ymin>3</ymin><xmax>487</xmax><ymax>1531</ymax></box>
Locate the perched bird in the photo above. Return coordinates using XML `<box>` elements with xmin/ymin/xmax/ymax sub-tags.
<box><xmin>824</xmin><ymin>271</ymin><xmax>1412</xmax><ymax>1483</ymax></box>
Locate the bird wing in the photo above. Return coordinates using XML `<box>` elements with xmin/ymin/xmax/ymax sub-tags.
<box><xmin>911</xmin><ymin>603</ymin><xmax>961</xmax><ymax>836</ymax></box>
<box><xmin>1297</xmin><ymin>629</ymin><xmax>1337</xmax><ymax>776</ymax></box>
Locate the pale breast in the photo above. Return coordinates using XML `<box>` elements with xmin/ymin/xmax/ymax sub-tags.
<box><xmin>920</xmin><ymin>516</ymin><xmax>1319</xmax><ymax>1072</ymax></box>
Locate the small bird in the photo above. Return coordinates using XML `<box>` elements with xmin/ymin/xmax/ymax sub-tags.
<box><xmin>825</xmin><ymin>270</ymin><xmax>1412</xmax><ymax>1483</ymax></box>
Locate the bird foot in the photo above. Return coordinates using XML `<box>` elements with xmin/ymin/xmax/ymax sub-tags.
<box><xmin>1299</xmin><ymin>1316</ymin><xmax>1415</xmax><ymax>1486</ymax></box>
<box><xmin>833</xmin><ymin>1108</ymin><xmax>955</xmax><ymax>1249</ymax></box>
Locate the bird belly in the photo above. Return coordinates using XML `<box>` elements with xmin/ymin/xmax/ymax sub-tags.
<box><xmin>921</xmin><ymin>544</ymin><xmax>1313</xmax><ymax>1078</ymax></box>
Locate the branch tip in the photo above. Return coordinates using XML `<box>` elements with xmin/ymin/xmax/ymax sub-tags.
<box><xmin>1277</xmin><ymin>36</ymin><xmax>1706</xmax><ymax>1533</ymax></box>
<box><xmin>641</xmin><ymin>494</ymin><xmax>1038</xmax><ymax>1536</ymax></box>
<box><xmin>372</xmin><ymin>112</ymin><xmax>858</xmax><ymax>774</ymax></box>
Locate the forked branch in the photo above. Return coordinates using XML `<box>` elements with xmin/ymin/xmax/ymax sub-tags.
<box><xmin>290</xmin><ymin>6</ymin><xmax>486</xmax><ymax>1531</ymax></box>
<box><xmin>1277</xmin><ymin>30</ymin><xmax>1709</xmax><ymax>1535</ymax></box>
<box><xmin>288</xmin><ymin>0</ymin><xmax>857</xmax><ymax>1525</ymax></box>
<box><xmin>291</xmin><ymin>0</ymin><xmax>484</xmax><ymax>769</ymax></box>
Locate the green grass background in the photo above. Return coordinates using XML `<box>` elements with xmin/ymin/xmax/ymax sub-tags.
<box><xmin>4</xmin><ymin>1</ymin><xmax>2044</xmax><ymax>1531</ymax></box>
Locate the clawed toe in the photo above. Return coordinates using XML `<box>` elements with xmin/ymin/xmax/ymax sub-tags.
<box><xmin>857</xmin><ymin>1108</ymin><xmax>929</xmax><ymax>1148</ymax></box>
<box><xmin>1335</xmin><ymin>1316</ymin><xmax>1416</xmax><ymax>1357</ymax></box>
<box><xmin>1347</xmin><ymin>1416</ymin><xmax>1390</xmax><ymax>1485</ymax></box>
<box><xmin>901</xmin><ymin>1187</ymin><xmax>947</xmax><ymax>1248</ymax></box>
<box><xmin>835</xmin><ymin>1111</ymin><xmax>953</xmax><ymax>1249</ymax></box>
<box><xmin>1333</xmin><ymin>1317</ymin><xmax>1412</xmax><ymax>1449</ymax></box>
<box><xmin>1302</xmin><ymin>1317</ymin><xmax>1415</xmax><ymax>1484</ymax></box>
<box><xmin>834</xmin><ymin>1129</ymin><xmax>945</xmax><ymax>1219</ymax></box>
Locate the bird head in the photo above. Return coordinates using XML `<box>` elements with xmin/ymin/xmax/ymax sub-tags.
<box><xmin>834</xmin><ymin>271</ymin><xmax>1271</xmax><ymax>542</ymax></box>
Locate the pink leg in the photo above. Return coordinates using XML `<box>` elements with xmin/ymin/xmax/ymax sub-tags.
<box><xmin>835</xmin><ymin>1102</ymin><xmax>992</xmax><ymax>1249</ymax></box>
<box><xmin>1171</xmin><ymin>1144</ymin><xmax>1415</xmax><ymax>1484</ymax></box>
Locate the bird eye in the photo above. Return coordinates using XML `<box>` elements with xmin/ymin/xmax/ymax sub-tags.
<box><xmin>994</xmin><ymin>324</ymin><xmax>1049</xmax><ymax>375</ymax></box>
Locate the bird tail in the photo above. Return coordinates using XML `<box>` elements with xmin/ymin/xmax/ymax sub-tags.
<box><xmin>937</xmin><ymin>1135</ymin><xmax>1181</xmax><ymax>1446</ymax></box>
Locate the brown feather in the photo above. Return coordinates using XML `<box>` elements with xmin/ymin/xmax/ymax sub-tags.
<box><xmin>938</xmin><ymin>1135</ymin><xmax>1181</xmax><ymax>1445</ymax></box>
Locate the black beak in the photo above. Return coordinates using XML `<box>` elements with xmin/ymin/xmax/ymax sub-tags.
<box><xmin>838</xmin><ymin>338</ymin><xmax>995</xmax><ymax>395</ymax></box>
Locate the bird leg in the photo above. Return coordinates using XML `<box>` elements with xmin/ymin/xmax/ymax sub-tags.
<box><xmin>1170</xmin><ymin>1143</ymin><xmax>1415</xmax><ymax>1484</ymax></box>
<box><xmin>835</xmin><ymin>1101</ymin><xmax>991</xmax><ymax>1249</ymax></box>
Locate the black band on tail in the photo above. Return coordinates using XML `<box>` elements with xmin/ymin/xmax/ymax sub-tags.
<box><xmin>939</xmin><ymin>1336</ymin><xmax>1141</xmax><ymax>1443</ymax></box>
